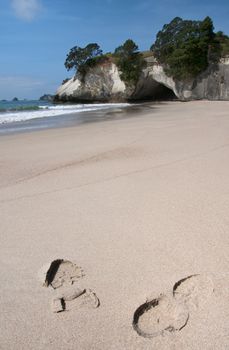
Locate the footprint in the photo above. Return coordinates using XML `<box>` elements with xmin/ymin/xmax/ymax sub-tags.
<box><xmin>63</xmin><ymin>288</ymin><xmax>100</xmax><ymax>311</ymax></box>
<box><xmin>39</xmin><ymin>259</ymin><xmax>100</xmax><ymax>313</ymax></box>
<box><xmin>133</xmin><ymin>274</ymin><xmax>214</xmax><ymax>338</ymax></box>
<box><xmin>133</xmin><ymin>295</ymin><xmax>189</xmax><ymax>338</ymax></box>
<box><xmin>173</xmin><ymin>274</ymin><xmax>214</xmax><ymax>309</ymax></box>
<box><xmin>51</xmin><ymin>287</ymin><xmax>100</xmax><ymax>313</ymax></box>
<box><xmin>44</xmin><ymin>259</ymin><xmax>84</xmax><ymax>289</ymax></box>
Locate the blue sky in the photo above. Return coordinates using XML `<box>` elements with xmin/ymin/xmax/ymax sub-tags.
<box><xmin>0</xmin><ymin>0</ymin><xmax>229</xmax><ymax>99</ymax></box>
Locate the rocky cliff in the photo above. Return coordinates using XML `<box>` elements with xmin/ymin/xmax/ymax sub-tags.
<box><xmin>55</xmin><ymin>62</ymin><xmax>128</xmax><ymax>102</ymax></box>
<box><xmin>39</xmin><ymin>94</ymin><xmax>54</xmax><ymax>102</ymax></box>
<box><xmin>55</xmin><ymin>56</ymin><xmax>229</xmax><ymax>102</ymax></box>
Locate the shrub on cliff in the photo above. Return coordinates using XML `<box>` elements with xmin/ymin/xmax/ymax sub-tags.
<box><xmin>62</xmin><ymin>78</ymin><xmax>70</xmax><ymax>85</ymax></box>
<box><xmin>151</xmin><ymin>17</ymin><xmax>220</xmax><ymax>80</ymax></box>
<box><xmin>215</xmin><ymin>31</ymin><xmax>229</xmax><ymax>57</ymax></box>
<box><xmin>64</xmin><ymin>43</ymin><xmax>103</xmax><ymax>76</ymax></box>
<box><xmin>114</xmin><ymin>39</ymin><xmax>145</xmax><ymax>85</ymax></box>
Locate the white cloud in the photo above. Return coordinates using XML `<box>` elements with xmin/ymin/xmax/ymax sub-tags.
<box><xmin>11</xmin><ymin>0</ymin><xmax>41</xmax><ymax>21</ymax></box>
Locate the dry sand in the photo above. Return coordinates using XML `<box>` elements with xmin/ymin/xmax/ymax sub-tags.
<box><xmin>0</xmin><ymin>100</ymin><xmax>229</xmax><ymax>349</ymax></box>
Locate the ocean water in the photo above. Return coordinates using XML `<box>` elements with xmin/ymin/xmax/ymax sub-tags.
<box><xmin>0</xmin><ymin>100</ymin><xmax>130</xmax><ymax>125</ymax></box>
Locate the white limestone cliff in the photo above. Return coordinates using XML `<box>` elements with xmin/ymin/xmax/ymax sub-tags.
<box><xmin>55</xmin><ymin>55</ymin><xmax>229</xmax><ymax>102</ymax></box>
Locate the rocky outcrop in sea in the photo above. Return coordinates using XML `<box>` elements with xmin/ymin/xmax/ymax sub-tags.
<box><xmin>39</xmin><ymin>94</ymin><xmax>54</xmax><ymax>102</ymax></box>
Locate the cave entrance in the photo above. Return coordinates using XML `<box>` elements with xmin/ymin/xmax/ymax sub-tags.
<box><xmin>148</xmin><ymin>83</ymin><xmax>177</xmax><ymax>101</ymax></box>
<box><xmin>133</xmin><ymin>79</ymin><xmax>178</xmax><ymax>101</ymax></box>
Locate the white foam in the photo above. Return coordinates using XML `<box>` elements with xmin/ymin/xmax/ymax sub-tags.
<box><xmin>0</xmin><ymin>103</ymin><xmax>130</xmax><ymax>124</ymax></box>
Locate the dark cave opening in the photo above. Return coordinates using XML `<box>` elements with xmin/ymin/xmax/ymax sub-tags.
<box><xmin>132</xmin><ymin>79</ymin><xmax>178</xmax><ymax>101</ymax></box>
<box><xmin>148</xmin><ymin>83</ymin><xmax>178</xmax><ymax>101</ymax></box>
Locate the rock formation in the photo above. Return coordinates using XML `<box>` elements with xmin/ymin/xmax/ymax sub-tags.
<box><xmin>55</xmin><ymin>55</ymin><xmax>229</xmax><ymax>102</ymax></box>
<box><xmin>39</xmin><ymin>94</ymin><xmax>54</xmax><ymax>102</ymax></box>
<box><xmin>55</xmin><ymin>62</ymin><xmax>128</xmax><ymax>102</ymax></box>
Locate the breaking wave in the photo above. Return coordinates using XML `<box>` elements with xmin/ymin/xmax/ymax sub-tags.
<box><xmin>0</xmin><ymin>103</ymin><xmax>130</xmax><ymax>124</ymax></box>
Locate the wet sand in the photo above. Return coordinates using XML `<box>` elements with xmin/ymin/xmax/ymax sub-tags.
<box><xmin>0</xmin><ymin>103</ymin><xmax>145</xmax><ymax>135</ymax></box>
<box><xmin>0</xmin><ymin>100</ymin><xmax>229</xmax><ymax>349</ymax></box>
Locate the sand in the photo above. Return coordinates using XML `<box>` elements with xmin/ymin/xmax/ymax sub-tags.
<box><xmin>0</xmin><ymin>100</ymin><xmax>229</xmax><ymax>349</ymax></box>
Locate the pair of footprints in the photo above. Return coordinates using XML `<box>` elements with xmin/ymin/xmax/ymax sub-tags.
<box><xmin>40</xmin><ymin>259</ymin><xmax>213</xmax><ymax>339</ymax></box>
<box><xmin>40</xmin><ymin>259</ymin><xmax>99</xmax><ymax>313</ymax></box>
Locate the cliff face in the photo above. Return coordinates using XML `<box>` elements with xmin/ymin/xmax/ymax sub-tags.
<box><xmin>55</xmin><ymin>56</ymin><xmax>229</xmax><ymax>102</ymax></box>
<box><xmin>183</xmin><ymin>58</ymin><xmax>229</xmax><ymax>100</ymax></box>
<box><xmin>56</xmin><ymin>62</ymin><xmax>130</xmax><ymax>102</ymax></box>
<box><xmin>134</xmin><ymin>56</ymin><xmax>229</xmax><ymax>100</ymax></box>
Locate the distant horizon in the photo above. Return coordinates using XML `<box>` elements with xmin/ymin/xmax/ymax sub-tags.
<box><xmin>1</xmin><ymin>0</ymin><xmax>229</xmax><ymax>100</ymax></box>
<box><xmin>0</xmin><ymin>97</ymin><xmax>51</xmax><ymax>102</ymax></box>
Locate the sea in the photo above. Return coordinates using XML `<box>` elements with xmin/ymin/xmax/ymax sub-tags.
<box><xmin>0</xmin><ymin>100</ymin><xmax>130</xmax><ymax>135</ymax></box>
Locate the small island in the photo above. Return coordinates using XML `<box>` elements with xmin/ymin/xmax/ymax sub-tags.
<box><xmin>39</xmin><ymin>94</ymin><xmax>54</xmax><ymax>102</ymax></box>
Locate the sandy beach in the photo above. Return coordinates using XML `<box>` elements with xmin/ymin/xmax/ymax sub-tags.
<box><xmin>0</xmin><ymin>100</ymin><xmax>229</xmax><ymax>349</ymax></box>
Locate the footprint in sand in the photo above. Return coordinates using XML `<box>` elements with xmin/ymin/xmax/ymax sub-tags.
<box><xmin>133</xmin><ymin>274</ymin><xmax>214</xmax><ymax>338</ymax></box>
<box><xmin>133</xmin><ymin>294</ymin><xmax>189</xmax><ymax>338</ymax></box>
<box><xmin>173</xmin><ymin>274</ymin><xmax>214</xmax><ymax>309</ymax></box>
<box><xmin>44</xmin><ymin>259</ymin><xmax>84</xmax><ymax>288</ymax></box>
<box><xmin>39</xmin><ymin>259</ymin><xmax>100</xmax><ymax>313</ymax></box>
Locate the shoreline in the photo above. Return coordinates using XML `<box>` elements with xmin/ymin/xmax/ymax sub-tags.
<box><xmin>0</xmin><ymin>102</ymin><xmax>133</xmax><ymax>136</ymax></box>
<box><xmin>0</xmin><ymin>101</ymin><xmax>178</xmax><ymax>136</ymax></box>
<box><xmin>1</xmin><ymin>100</ymin><xmax>229</xmax><ymax>349</ymax></box>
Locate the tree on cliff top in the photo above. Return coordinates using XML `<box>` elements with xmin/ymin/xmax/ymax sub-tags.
<box><xmin>114</xmin><ymin>39</ymin><xmax>145</xmax><ymax>84</ymax></box>
<box><xmin>115</xmin><ymin>39</ymin><xmax>139</xmax><ymax>59</ymax></box>
<box><xmin>64</xmin><ymin>43</ymin><xmax>103</xmax><ymax>74</ymax></box>
<box><xmin>151</xmin><ymin>16</ymin><xmax>219</xmax><ymax>80</ymax></box>
<box><xmin>215</xmin><ymin>31</ymin><xmax>229</xmax><ymax>57</ymax></box>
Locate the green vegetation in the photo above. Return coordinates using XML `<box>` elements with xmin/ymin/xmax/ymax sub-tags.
<box><xmin>63</xmin><ymin>18</ymin><xmax>229</xmax><ymax>85</ymax></box>
<box><xmin>114</xmin><ymin>39</ymin><xmax>145</xmax><ymax>85</ymax></box>
<box><xmin>62</xmin><ymin>78</ymin><xmax>70</xmax><ymax>85</ymax></box>
<box><xmin>64</xmin><ymin>39</ymin><xmax>145</xmax><ymax>85</ymax></box>
<box><xmin>64</xmin><ymin>43</ymin><xmax>103</xmax><ymax>76</ymax></box>
<box><xmin>141</xmin><ymin>51</ymin><xmax>154</xmax><ymax>59</ymax></box>
<box><xmin>215</xmin><ymin>31</ymin><xmax>229</xmax><ymax>57</ymax></box>
<box><xmin>151</xmin><ymin>16</ymin><xmax>222</xmax><ymax>80</ymax></box>
<box><xmin>79</xmin><ymin>54</ymin><xmax>109</xmax><ymax>74</ymax></box>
